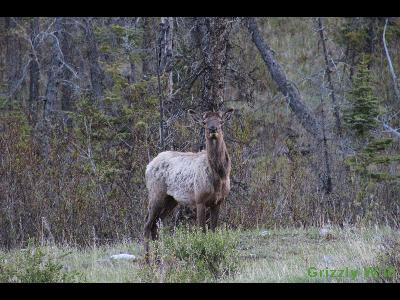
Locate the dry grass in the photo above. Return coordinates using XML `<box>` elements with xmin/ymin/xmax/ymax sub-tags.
<box><xmin>1</xmin><ymin>226</ymin><xmax>398</xmax><ymax>283</ymax></box>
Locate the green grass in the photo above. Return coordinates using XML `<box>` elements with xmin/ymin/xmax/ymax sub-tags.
<box><xmin>0</xmin><ymin>226</ymin><xmax>398</xmax><ymax>282</ymax></box>
<box><xmin>46</xmin><ymin>240</ymin><xmax>144</xmax><ymax>283</ymax></box>
<box><xmin>226</xmin><ymin>226</ymin><xmax>397</xmax><ymax>282</ymax></box>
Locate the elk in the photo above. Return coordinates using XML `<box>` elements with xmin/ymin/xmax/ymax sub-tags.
<box><xmin>143</xmin><ymin>108</ymin><xmax>234</xmax><ymax>262</ymax></box>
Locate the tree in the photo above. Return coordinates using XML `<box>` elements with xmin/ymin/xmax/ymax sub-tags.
<box><xmin>44</xmin><ymin>18</ymin><xmax>64</xmax><ymax>120</ymax></box>
<box><xmin>141</xmin><ymin>17</ymin><xmax>156</xmax><ymax>79</ymax></box>
<box><xmin>83</xmin><ymin>18</ymin><xmax>106</xmax><ymax>110</ymax></box>
<box><xmin>59</xmin><ymin>18</ymin><xmax>75</xmax><ymax>112</ymax></box>
<box><xmin>5</xmin><ymin>17</ymin><xmax>23</xmax><ymax>103</ymax></box>
<box><xmin>189</xmin><ymin>17</ymin><xmax>232</xmax><ymax>150</ymax></box>
<box><xmin>344</xmin><ymin>55</ymin><xmax>379</xmax><ymax>139</ymax></box>
<box><xmin>195</xmin><ymin>17</ymin><xmax>231</xmax><ymax>112</ymax></box>
<box><xmin>156</xmin><ymin>17</ymin><xmax>175</xmax><ymax>151</ymax></box>
<box><xmin>246</xmin><ymin>17</ymin><xmax>322</xmax><ymax>141</ymax></box>
<box><xmin>28</xmin><ymin>17</ymin><xmax>40</xmax><ymax>119</ymax></box>
<box><xmin>344</xmin><ymin>55</ymin><xmax>400</xmax><ymax>218</ymax></box>
<box><xmin>317</xmin><ymin>17</ymin><xmax>342</xmax><ymax>136</ymax></box>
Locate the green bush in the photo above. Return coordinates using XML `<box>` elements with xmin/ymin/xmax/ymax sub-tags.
<box><xmin>0</xmin><ymin>241</ymin><xmax>84</xmax><ymax>283</ymax></box>
<box><xmin>145</xmin><ymin>226</ymin><xmax>241</xmax><ymax>282</ymax></box>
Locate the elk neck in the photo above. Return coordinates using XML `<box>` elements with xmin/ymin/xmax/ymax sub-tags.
<box><xmin>205</xmin><ymin>132</ymin><xmax>231</xmax><ymax>179</ymax></box>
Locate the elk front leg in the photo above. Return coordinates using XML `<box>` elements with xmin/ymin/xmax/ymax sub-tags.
<box><xmin>144</xmin><ymin>217</ymin><xmax>153</xmax><ymax>264</ymax></box>
<box><xmin>210</xmin><ymin>204</ymin><xmax>220</xmax><ymax>232</ymax></box>
<box><xmin>196</xmin><ymin>203</ymin><xmax>206</xmax><ymax>232</ymax></box>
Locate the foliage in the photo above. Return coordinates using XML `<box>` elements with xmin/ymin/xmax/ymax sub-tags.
<box><xmin>344</xmin><ymin>55</ymin><xmax>399</xmax><ymax>182</ymax></box>
<box><xmin>144</xmin><ymin>226</ymin><xmax>241</xmax><ymax>282</ymax></box>
<box><xmin>344</xmin><ymin>55</ymin><xmax>379</xmax><ymax>138</ymax></box>
<box><xmin>0</xmin><ymin>241</ymin><xmax>84</xmax><ymax>283</ymax></box>
<box><xmin>335</xmin><ymin>17</ymin><xmax>382</xmax><ymax>65</ymax></box>
<box><xmin>337</xmin><ymin>19</ymin><xmax>370</xmax><ymax>54</ymax></box>
<box><xmin>343</xmin><ymin>55</ymin><xmax>399</xmax><ymax>220</ymax></box>
<box><xmin>375</xmin><ymin>234</ymin><xmax>400</xmax><ymax>282</ymax></box>
<box><xmin>346</xmin><ymin>139</ymin><xmax>400</xmax><ymax>181</ymax></box>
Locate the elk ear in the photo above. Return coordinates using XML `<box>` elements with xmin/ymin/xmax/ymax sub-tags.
<box><xmin>222</xmin><ymin>108</ymin><xmax>234</xmax><ymax>124</ymax></box>
<box><xmin>188</xmin><ymin>109</ymin><xmax>203</xmax><ymax>125</ymax></box>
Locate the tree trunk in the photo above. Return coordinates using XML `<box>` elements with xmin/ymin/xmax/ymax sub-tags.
<box><xmin>5</xmin><ymin>17</ymin><xmax>22</xmax><ymax>103</ymax></box>
<box><xmin>246</xmin><ymin>17</ymin><xmax>322</xmax><ymax>141</ymax></box>
<box><xmin>197</xmin><ymin>17</ymin><xmax>230</xmax><ymax>112</ymax></box>
<box><xmin>319</xmin><ymin>93</ymin><xmax>333</xmax><ymax>194</ymax></box>
<box><xmin>44</xmin><ymin>17</ymin><xmax>63</xmax><ymax>120</ymax></box>
<box><xmin>157</xmin><ymin>18</ymin><xmax>167</xmax><ymax>150</ymax></box>
<box><xmin>191</xmin><ymin>17</ymin><xmax>231</xmax><ymax>150</ymax></box>
<box><xmin>83</xmin><ymin>18</ymin><xmax>105</xmax><ymax>110</ymax></box>
<box><xmin>166</xmin><ymin>17</ymin><xmax>174</xmax><ymax>102</ymax></box>
<box><xmin>365</xmin><ymin>18</ymin><xmax>377</xmax><ymax>68</ymax></box>
<box><xmin>156</xmin><ymin>17</ymin><xmax>175</xmax><ymax>151</ymax></box>
<box><xmin>29</xmin><ymin>17</ymin><xmax>40</xmax><ymax>120</ymax></box>
<box><xmin>164</xmin><ymin>17</ymin><xmax>174</xmax><ymax>150</ymax></box>
<box><xmin>142</xmin><ymin>17</ymin><xmax>155</xmax><ymax>79</ymax></box>
<box><xmin>317</xmin><ymin>17</ymin><xmax>342</xmax><ymax>137</ymax></box>
<box><xmin>59</xmin><ymin>18</ymin><xmax>75</xmax><ymax>111</ymax></box>
<box><xmin>40</xmin><ymin>17</ymin><xmax>64</xmax><ymax>160</ymax></box>
<box><xmin>383</xmin><ymin>18</ymin><xmax>400</xmax><ymax>102</ymax></box>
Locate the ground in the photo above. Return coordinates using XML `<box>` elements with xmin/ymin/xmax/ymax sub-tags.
<box><xmin>1</xmin><ymin>226</ymin><xmax>398</xmax><ymax>283</ymax></box>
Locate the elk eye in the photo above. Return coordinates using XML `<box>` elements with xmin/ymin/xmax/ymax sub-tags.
<box><xmin>202</xmin><ymin>121</ymin><xmax>206</xmax><ymax>125</ymax></box>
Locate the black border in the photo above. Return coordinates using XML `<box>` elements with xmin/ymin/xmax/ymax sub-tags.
<box><xmin>1</xmin><ymin>0</ymin><xmax>395</xmax><ymax>17</ymax></box>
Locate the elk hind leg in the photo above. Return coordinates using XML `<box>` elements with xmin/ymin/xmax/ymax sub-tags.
<box><xmin>159</xmin><ymin>195</ymin><xmax>178</xmax><ymax>222</ymax></box>
<box><xmin>210</xmin><ymin>204</ymin><xmax>220</xmax><ymax>232</ymax></box>
<box><xmin>196</xmin><ymin>203</ymin><xmax>206</xmax><ymax>232</ymax></box>
<box><xmin>144</xmin><ymin>192</ymin><xmax>166</xmax><ymax>263</ymax></box>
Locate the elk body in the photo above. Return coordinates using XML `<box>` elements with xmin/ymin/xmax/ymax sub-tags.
<box><xmin>143</xmin><ymin>109</ymin><xmax>234</xmax><ymax>262</ymax></box>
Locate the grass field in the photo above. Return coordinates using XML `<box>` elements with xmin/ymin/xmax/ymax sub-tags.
<box><xmin>1</xmin><ymin>226</ymin><xmax>399</xmax><ymax>283</ymax></box>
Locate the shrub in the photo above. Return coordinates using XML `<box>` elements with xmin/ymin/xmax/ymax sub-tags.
<box><xmin>144</xmin><ymin>226</ymin><xmax>241</xmax><ymax>282</ymax></box>
<box><xmin>0</xmin><ymin>241</ymin><xmax>84</xmax><ymax>283</ymax></box>
<box><xmin>374</xmin><ymin>235</ymin><xmax>400</xmax><ymax>283</ymax></box>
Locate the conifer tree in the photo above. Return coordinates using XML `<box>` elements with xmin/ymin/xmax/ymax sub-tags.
<box><xmin>344</xmin><ymin>55</ymin><xmax>379</xmax><ymax>139</ymax></box>
<box><xmin>344</xmin><ymin>55</ymin><xmax>400</xmax><ymax>219</ymax></box>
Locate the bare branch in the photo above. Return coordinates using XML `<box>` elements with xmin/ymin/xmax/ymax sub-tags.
<box><xmin>382</xmin><ymin>122</ymin><xmax>400</xmax><ymax>140</ymax></box>
<box><xmin>383</xmin><ymin>18</ymin><xmax>400</xmax><ymax>102</ymax></box>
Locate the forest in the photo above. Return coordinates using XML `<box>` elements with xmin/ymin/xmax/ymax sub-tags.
<box><xmin>0</xmin><ymin>17</ymin><xmax>400</xmax><ymax>283</ymax></box>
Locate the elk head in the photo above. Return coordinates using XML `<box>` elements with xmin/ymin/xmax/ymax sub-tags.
<box><xmin>188</xmin><ymin>108</ymin><xmax>234</xmax><ymax>140</ymax></box>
